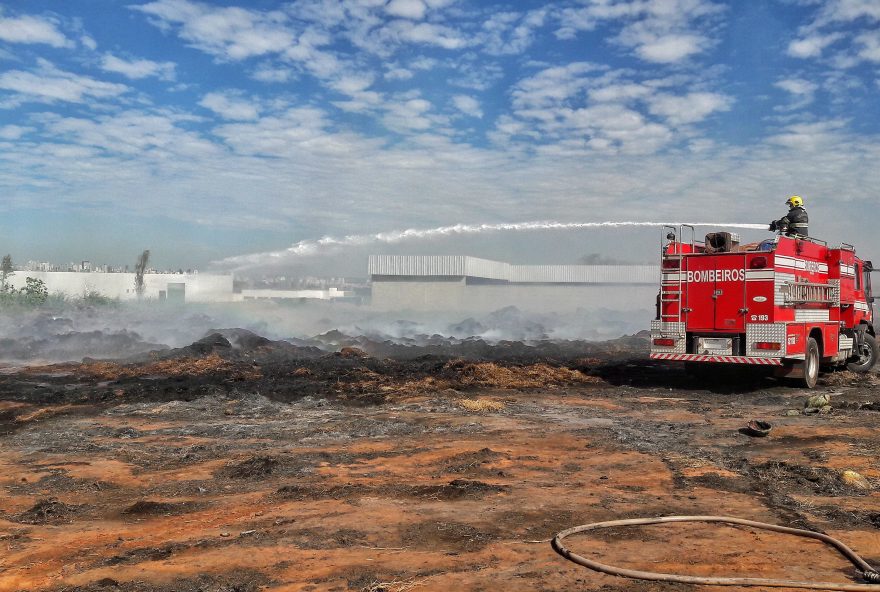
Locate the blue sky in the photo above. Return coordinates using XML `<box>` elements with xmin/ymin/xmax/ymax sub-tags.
<box><xmin>0</xmin><ymin>0</ymin><xmax>878</xmax><ymax>271</ymax></box>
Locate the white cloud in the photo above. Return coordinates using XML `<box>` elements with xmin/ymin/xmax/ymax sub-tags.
<box><xmin>40</xmin><ymin>109</ymin><xmax>221</xmax><ymax>158</ymax></box>
<box><xmin>511</xmin><ymin>62</ymin><xmax>601</xmax><ymax>110</ymax></box>
<box><xmin>101</xmin><ymin>54</ymin><xmax>177</xmax><ymax>80</ymax></box>
<box><xmin>384</xmin><ymin>67</ymin><xmax>414</xmax><ymax>81</ymax></box>
<box><xmin>552</xmin><ymin>0</ymin><xmax>724</xmax><ymax>63</ymax></box>
<box><xmin>502</xmin><ymin>62</ymin><xmax>730</xmax><ymax>155</ymax></box>
<box><xmin>554</xmin><ymin>6</ymin><xmax>598</xmax><ymax>40</ymax></box>
<box><xmin>787</xmin><ymin>32</ymin><xmax>843</xmax><ymax>58</ymax></box>
<box><xmin>589</xmin><ymin>82</ymin><xmax>652</xmax><ymax>103</ymax></box>
<box><xmin>385</xmin><ymin>0</ymin><xmax>427</xmax><ymax>20</ymax></box>
<box><xmin>0</xmin><ymin>125</ymin><xmax>30</xmax><ymax>140</ymax></box>
<box><xmin>774</xmin><ymin>77</ymin><xmax>819</xmax><ymax>110</ymax></box>
<box><xmin>81</xmin><ymin>35</ymin><xmax>98</xmax><ymax>51</ymax></box>
<box><xmin>767</xmin><ymin>119</ymin><xmax>848</xmax><ymax>151</ymax></box>
<box><xmin>633</xmin><ymin>33</ymin><xmax>705</xmax><ymax>63</ymax></box>
<box><xmin>816</xmin><ymin>0</ymin><xmax>880</xmax><ymax>25</ymax></box>
<box><xmin>449</xmin><ymin>61</ymin><xmax>504</xmax><ymax>91</ymax></box>
<box><xmin>647</xmin><ymin>92</ymin><xmax>731</xmax><ymax>125</ymax></box>
<box><xmin>855</xmin><ymin>31</ymin><xmax>880</xmax><ymax>62</ymax></box>
<box><xmin>452</xmin><ymin>95</ymin><xmax>482</xmax><ymax>118</ymax></box>
<box><xmin>383</xmin><ymin>97</ymin><xmax>437</xmax><ymax>132</ymax></box>
<box><xmin>0</xmin><ymin>60</ymin><xmax>128</xmax><ymax>105</ymax></box>
<box><xmin>199</xmin><ymin>91</ymin><xmax>260</xmax><ymax>120</ymax></box>
<box><xmin>384</xmin><ymin>21</ymin><xmax>469</xmax><ymax>49</ymax></box>
<box><xmin>133</xmin><ymin>0</ymin><xmax>296</xmax><ymax>61</ymax></box>
<box><xmin>481</xmin><ymin>9</ymin><xmax>547</xmax><ymax>56</ymax></box>
<box><xmin>331</xmin><ymin>73</ymin><xmax>375</xmax><ymax>95</ymax></box>
<box><xmin>788</xmin><ymin>1</ymin><xmax>880</xmax><ymax>66</ymax></box>
<box><xmin>0</xmin><ymin>14</ymin><xmax>71</xmax><ymax>47</ymax></box>
<box><xmin>251</xmin><ymin>64</ymin><xmax>295</xmax><ymax>83</ymax></box>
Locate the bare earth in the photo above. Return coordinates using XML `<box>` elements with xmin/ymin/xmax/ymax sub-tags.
<box><xmin>0</xmin><ymin>337</ymin><xmax>878</xmax><ymax>592</ymax></box>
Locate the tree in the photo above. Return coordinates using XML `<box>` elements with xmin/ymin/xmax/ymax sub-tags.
<box><xmin>0</xmin><ymin>254</ymin><xmax>13</xmax><ymax>292</ymax></box>
<box><xmin>20</xmin><ymin>277</ymin><xmax>48</xmax><ymax>304</ymax></box>
<box><xmin>134</xmin><ymin>250</ymin><xmax>150</xmax><ymax>299</ymax></box>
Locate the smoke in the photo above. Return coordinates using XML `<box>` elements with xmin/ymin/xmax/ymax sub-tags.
<box><xmin>212</xmin><ymin>220</ymin><xmax>768</xmax><ymax>271</ymax></box>
<box><xmin>0</xmin><ymin>300</ymin><xmax>653</xmax><ymax>364</ymax></box>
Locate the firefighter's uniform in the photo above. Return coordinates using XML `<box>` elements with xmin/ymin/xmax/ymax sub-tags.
<box><xmin>772</xmin><ymin>196</ymin><xmax>809</xmax><ymax>237</ymax></box>
<box><xmin>778</xmin><ymin>206</ymin><xmax>809</xmax><ymax>236</ymax></box>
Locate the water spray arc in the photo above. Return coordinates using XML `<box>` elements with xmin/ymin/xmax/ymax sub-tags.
<box><xmin>215</xmin><ymin>220</ymin><xmax>768</xmax><ymax>271</ymax></box>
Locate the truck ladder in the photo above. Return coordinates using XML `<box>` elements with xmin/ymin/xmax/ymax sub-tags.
<box><xmin>783</xmin><ymin>281</ymin><xmax>835</xmax><ymax>305</ymax></box>
<box><xmin>659</xmin><ymin>224</ymin><xmax>694</xmax><ymax>324</ymax></box>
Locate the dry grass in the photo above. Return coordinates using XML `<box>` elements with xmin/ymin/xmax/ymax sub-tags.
<box><xmin>447</xmin><ymin>361</ymin><xmax>601</xmax><ymax>389</ymax></box>
<box><xmin>458</xmin><ymin>398</ymin><xmax>505</xmax><ymax>412</ymax></box>
<box><xmin>75</xmin><ymin>354</ymin><xmax>261</xmax><ymax>381</ymax></box>
<box><xmin>363</xmin><ymin>579</ymin><xmax>425</xmax><ymax>592</ymax></box>
<box><xmin>14</xmin><ymin>404</ymin><xmax>76</xmax><ymax>424</ymax></box>
<box><xmin>343</xmin><ymin>361</ymin><xmax>602</xmax><ymax>399</ymax></box>
<box><xmin>822</xmin><ymin>370</ymin><xmax>880</xmax><ymax>387</ymax></box>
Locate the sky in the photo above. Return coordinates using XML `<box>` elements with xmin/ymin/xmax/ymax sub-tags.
<box><xmin>0</xmin><ymin>0</ymin><xmax>878</xmax><ymax>272</ymax></box>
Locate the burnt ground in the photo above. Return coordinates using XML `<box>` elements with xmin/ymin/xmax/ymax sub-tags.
<box><xmin>0</xmin><ymin>332</ymin><xmax>879</xmax><ymax>591</ymax></box>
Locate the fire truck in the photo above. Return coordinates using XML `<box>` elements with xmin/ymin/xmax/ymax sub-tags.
<box><xmin>650</xmin><ymin>226</ymin><xmax>877</xmax><ymax>388</ymax></box>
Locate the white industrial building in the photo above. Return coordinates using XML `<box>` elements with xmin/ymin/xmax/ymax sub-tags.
<box><xmin>368</xmin><ymin>255</ymin><xmax>660</xmax><ymax>312</ymax></box>
<box><xmin>6</xmin><ymin>271</ymin><xmax>234</xmax><ymax>303</ymax></box>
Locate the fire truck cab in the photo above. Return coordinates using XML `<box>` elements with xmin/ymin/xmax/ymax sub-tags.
<box><xmin>650</xmin><ymin>226</ymin><xmax>877</xmax><ymax>388</ymax></box>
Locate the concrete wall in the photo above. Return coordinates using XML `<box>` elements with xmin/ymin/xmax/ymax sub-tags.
<box><xmin>7</xmin><ymin>271</ymin><xmax>234</xmax><ymax>303</ymax></box>
<box><xmin>370</xmin><ymin>280</ymin><xmax>657</xmax><ymax>313</ymax></box>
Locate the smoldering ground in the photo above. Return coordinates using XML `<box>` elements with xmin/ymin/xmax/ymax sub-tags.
<box><xmin>0</xmin><ymin>300</ymin><xmax>654</xmax><ymax>364</ymax></box>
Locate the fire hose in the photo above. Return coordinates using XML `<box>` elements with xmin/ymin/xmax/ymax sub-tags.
<box><xmin>552</xmin><ymin>515</ymin><xmax>880</xmax><ymax>590</ymax></box>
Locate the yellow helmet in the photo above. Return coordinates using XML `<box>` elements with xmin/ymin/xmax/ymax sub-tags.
<box><xmin>786</xmin><ymin>195</ymin><xmax>803</xmax><ymax>207</ymax></box>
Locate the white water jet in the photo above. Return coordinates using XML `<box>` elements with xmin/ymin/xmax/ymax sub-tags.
<box><xmin>214</xmin><ymin>220</ymin><xmax>768</xmax><ymax>271</ymax></box>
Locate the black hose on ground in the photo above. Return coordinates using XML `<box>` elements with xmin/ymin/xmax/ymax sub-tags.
<box><xmin>552</xmin><ymin>515</ymin><xmax>880</xmax><ymax>590</ymax></box>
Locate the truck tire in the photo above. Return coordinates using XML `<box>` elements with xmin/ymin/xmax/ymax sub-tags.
<box><xmin>800</xmin><ymin>337</ymin><xmax>820</xmax><ymax>389</ymax></box>
<box><xmin>847</xmin><ymin>333</ymin><xmax>878</xmax><ymax>373</ymax></box>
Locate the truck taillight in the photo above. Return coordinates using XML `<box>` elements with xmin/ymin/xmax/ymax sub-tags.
<box><xmin>653</xmin><ymin>338</ymin><xmax>676</xmax><ymax>346</ymax></box>
<box><xmin>750</xmin><ymin>256</ymin><xmax>767</xmax><ymax>269</ymax></box>
<box><xmin>755</xmin><ymin>342</ymin><xmax>781</xmax><ymax>350</ymax></box>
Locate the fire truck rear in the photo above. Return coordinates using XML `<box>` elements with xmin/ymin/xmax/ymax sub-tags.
<box><xmin>650</xmin><ymin>226</ymin><xmax>877</xmax><ymax>388</ymax></box>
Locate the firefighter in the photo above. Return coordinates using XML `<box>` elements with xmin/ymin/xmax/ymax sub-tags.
<box><xmin>770</xmin><ymin>195</ymin><xmax>809</xmax><ymax>237</ymax></box>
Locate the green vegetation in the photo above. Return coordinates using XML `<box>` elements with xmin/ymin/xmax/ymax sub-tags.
<box><xmin>80</xmin><ymin>290</ymin><xmax>117</xmax><ymax>306</ymax></box>
<box><xmin>0</xmin><ymin>276</ymin><xmax>48</xmax><ymax>306</ymax></box>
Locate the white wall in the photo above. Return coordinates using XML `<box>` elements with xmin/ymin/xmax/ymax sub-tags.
<box><xmin>7</xmin><ymin>271</ymin><xmax>234</xmax><ymax>303</ymax></box>
<box><xmin>370</xmin><ymin>280</ymin><xmax>657</xmax><ymax>313</ymax></box>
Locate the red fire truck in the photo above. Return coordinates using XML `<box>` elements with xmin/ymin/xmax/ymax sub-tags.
<box><xmin>650</xmin><ymin>225</ymin><xmax>877</xmax><ymax>388</ymax></box>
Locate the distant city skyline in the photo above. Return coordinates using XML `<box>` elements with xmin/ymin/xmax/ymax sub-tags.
<box><xmin>1</xmin><ymin>1</ymin><xmax>878</xmax><ymax>270</ymax></box>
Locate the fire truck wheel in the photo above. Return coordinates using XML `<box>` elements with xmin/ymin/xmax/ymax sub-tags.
<box><xmin>800</xmin><ymin>337</ymin><xmax>820</xmax><ymax>389</ymax></box>
<box><xmin>846</xmin><ymin>333</ymin><xmax>878</xmax><ymax>373</ymax></box>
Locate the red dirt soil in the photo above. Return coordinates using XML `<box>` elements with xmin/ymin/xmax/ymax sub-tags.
<box><xmin>1</xmin><ymin>354</ymin><xmax>879</xmax><ymax>592</ymax></box>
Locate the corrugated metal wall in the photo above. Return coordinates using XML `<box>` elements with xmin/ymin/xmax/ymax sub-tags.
<box><xmin>368</xmin><ymin>256</ymin><xmax>659</xmax><ymax>284</ymax></box>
